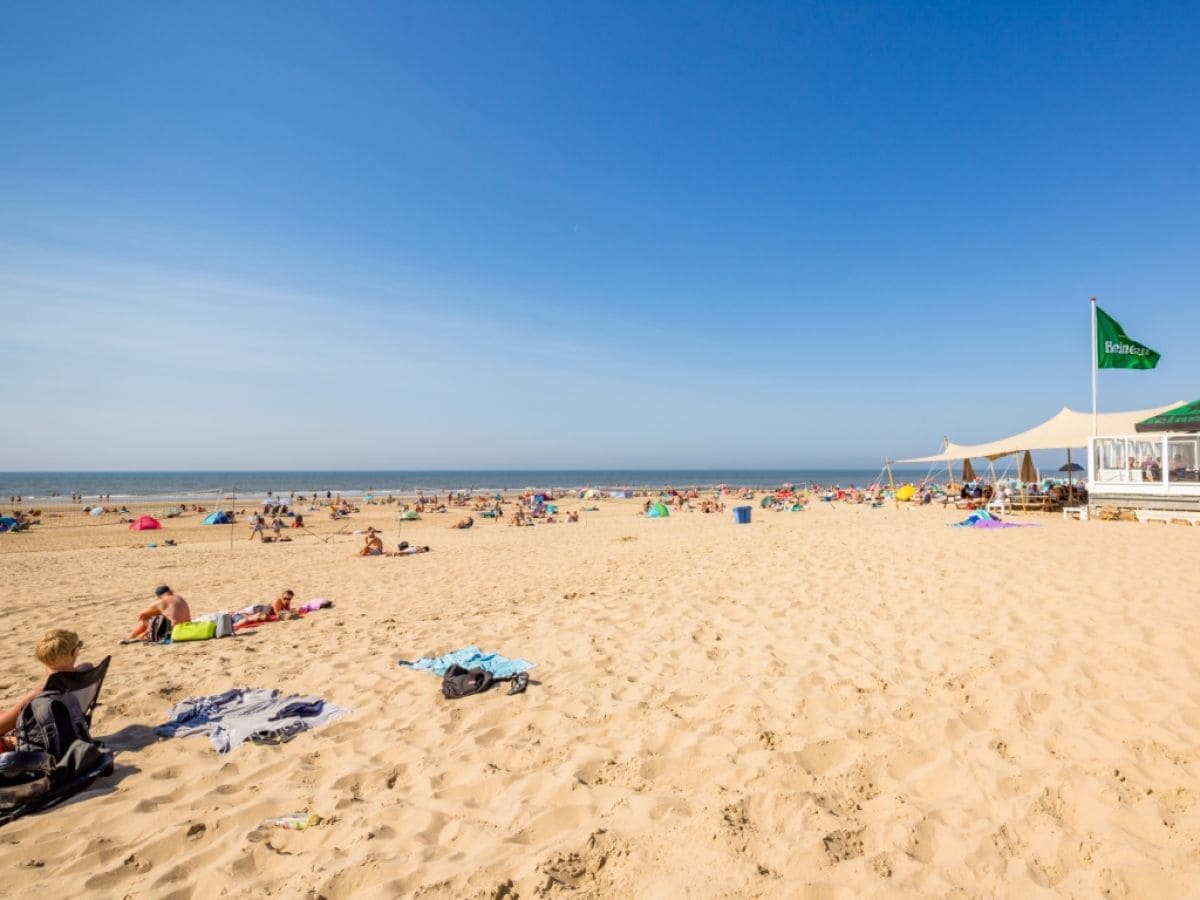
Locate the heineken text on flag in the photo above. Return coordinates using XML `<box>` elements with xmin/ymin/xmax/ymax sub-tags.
<box><xmin>1091</xmin><ymin>298</ymin><xmax>1162</xmax><ymax>436</ymax></box>
<box><xmin>1095</xmin><ymin>305</ymin><xmax>1161</xmax><ymax>369</ymax></box>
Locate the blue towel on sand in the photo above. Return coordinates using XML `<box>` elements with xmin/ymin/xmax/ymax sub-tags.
<box><xmin>400</xmin><ymin>646</ymin><xmax>535</xmax><ymax>678</ymax></box>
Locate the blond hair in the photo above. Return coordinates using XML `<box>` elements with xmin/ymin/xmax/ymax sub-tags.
<box><xmin>36</xmin><ymin>629</ymin><xmax>81</xmax><ymax>667</ymax></box>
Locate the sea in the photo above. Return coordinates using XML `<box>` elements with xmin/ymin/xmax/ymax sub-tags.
<box><xmin>0</xmin><ymin>469</ymin><xmax>929</xmax><ymax>503</ymax></box>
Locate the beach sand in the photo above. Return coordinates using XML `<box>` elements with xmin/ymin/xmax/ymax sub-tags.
<box><xmin>3</xmin><ymin>499</ymin><xmax>1200</xmax><ymax>897</ymax></box>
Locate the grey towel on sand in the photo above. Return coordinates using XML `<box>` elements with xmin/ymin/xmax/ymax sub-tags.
<box><xmin>156</xmin><ymin>688</ymin><xmax>348</xmax><ymax>754</ymax></box>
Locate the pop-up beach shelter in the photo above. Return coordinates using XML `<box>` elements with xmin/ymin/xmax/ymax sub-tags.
<box><xmin>0</xmin><ymin>517</ymin><xmax>19</xmax><ymax>532</ymax></box>
<box><xmin>646</xmin><ymin>502</ymin><xmax>670</xmax><ymax>518</ymax></box>
<box><xmin>203</xmin><ymin>511</ymin><xmax>231</xmax><ymax>525</ymax></box>
<box><xmin>89</xmin><ymin>506</ymin><xmax>105</xmax><ymax>517</ymax></box>
<box><xmin>128</xmin><ymin>515</ymin><xmax>161</xmax><ymax>531</ymax></box>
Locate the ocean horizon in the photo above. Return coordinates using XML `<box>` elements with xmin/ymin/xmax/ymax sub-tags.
<box><xmin>0</xmin><ymin>468</ymin><xmax>930</xmax><ymax>502</ymax></box>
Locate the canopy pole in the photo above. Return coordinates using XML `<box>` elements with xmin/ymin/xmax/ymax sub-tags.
<box><xmin>943</xmin><ymin>436</ymin><xmax>954</xmax><ymax>489</ymax></box>
<box><xmin>1091</xmin><ymin>296</ymin><xmax>1098</xmax><ymax>436</ymax></box>
<box><xmin>885</xmin><ymin>458</ymin><xmax>898</xmax><ymax>509</ymax></box>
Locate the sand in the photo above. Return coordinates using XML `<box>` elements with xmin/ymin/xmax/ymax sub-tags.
<box><xmin>3</xmin><ymin>498</ymin><xmax>1200</xmax><ymax>898</ymax></box>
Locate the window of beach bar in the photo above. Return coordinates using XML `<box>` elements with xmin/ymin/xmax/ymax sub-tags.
<box><xmin>1168</xmin><ymin>435</ymin><xmax>1200</xmax><ymax>482</ymax></box>
<box><xmin>1093</xmin><ymin>437</ymin><xmax>1165</xmax><ymax>485</ymax></box>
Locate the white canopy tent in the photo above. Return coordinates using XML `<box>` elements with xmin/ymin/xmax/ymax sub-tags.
<box><xmin>900</xmin><ymin>403</ymin><xmax>1179</xmax><ymax>464</ymax></box>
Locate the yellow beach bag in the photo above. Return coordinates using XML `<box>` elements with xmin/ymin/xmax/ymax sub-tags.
<box><xmin>171</xmin><ymin>621</ymin><xmax>216</xmax><ymax>642</ymax></box>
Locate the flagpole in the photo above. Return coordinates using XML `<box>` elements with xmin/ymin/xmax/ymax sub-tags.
<box><xmin>1090</xmin><ymin>297</ymin><xmax>1098</xmax><ymax>436</ymax></box>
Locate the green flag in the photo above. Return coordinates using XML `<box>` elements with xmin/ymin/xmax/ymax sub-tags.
<box><xmin>1096</xmin><ymin>305</ymin><xmax>1160</xmax><ymax>369</ymax></box>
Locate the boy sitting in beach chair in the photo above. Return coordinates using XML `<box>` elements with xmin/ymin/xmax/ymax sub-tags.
<box><xmin>1</xmin><ymin>630</ymin><xmax>94</xmax><ymax>750</ymax></box>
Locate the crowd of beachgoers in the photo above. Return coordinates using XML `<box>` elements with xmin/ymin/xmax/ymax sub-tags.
<box><xmin>3</xmin><ymin>474</ymin><xmax>1096</xmax><ymax>537</ymax></box>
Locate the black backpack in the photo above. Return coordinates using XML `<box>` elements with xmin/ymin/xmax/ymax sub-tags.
<box><xmin>146</xmin><ymin>614</ymin><xmax>172</xmax><ymax>643</ymax></box>
<box><xmin>15</xmin><ymin>690</ymin><xmax>94</xmax><ymax>760</ymax></box>
<box><xmin>441</xmin><ymin>665</ymin><xmax>494</xmax><ymax>699</ymax></box>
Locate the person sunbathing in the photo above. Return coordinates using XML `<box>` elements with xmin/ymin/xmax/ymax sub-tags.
<box><xmin>387</xmin><ymin>542</ymin><xmax>431</xmax><ymax>556</ymax></box>
<box><xmin>273</xmin><ymin>589</ymin><xmax>295</xmax><ymax>614</ymax></box>
<box><xmin>450</xmin><ymin>517</ymin><xmax>474</xmax><ymax>529</ymax></box>
<box><xmin>358</xmin><ymin>528</ymin><xmax>384</xmax><ymax>556</ymax></box>
<box><xmin>1</xmin><ymin>629</ymin><xmax>94</xmax><ymax>749</ymax></box>
<box><xmin>128</xmin><ymin>585</ymin><xmax>191</xmax><ymax>640</ymax></box>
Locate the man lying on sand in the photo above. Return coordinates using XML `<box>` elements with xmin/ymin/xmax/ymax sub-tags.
<box><xmin>236</xmin><ymin>589</ymin><xmax>298</xmax><ymax>623</ymax></box>
<box><xmin>386</xmin><ymin>542</ymin><xmax>431</xmax><ymax>556</ymax></box>
<box><xmin>127</xmin><ymin>585</ymin><xmax>191</xmax><ymax>640</ymax></box>
<box><xmin>451</xmin><ymin>517</ymin><xmax>474</xmax><ymax>529</ymax></box>
<box><xmin>1</xmin><ymin>629</ymin><xmax>94</xmax><ymax>749</ymax></box>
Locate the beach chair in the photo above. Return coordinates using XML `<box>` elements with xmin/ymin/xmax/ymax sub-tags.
<box><xmin>43</xmin><ymin>655</ymin><xmax>110</xmax><ymax>727</ymax></box>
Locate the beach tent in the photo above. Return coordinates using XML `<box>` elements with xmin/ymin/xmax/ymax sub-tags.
<box><xmin>646</xmin><ymin>502</ymin><xmax>670</xmax><ymax>518</ymax></box>
<box><xmin>128</xmin><ymin>515</ymin><xmax>161</xmax><ymax>531</ymax></box>
<box><xmin>1136</xmin><ymin>399</ymin><xmax>1200</xmax><ymax>433</ymax></box>
<box><xmin>398</xmin><ymin>510</ymin><xmax>421</xmax><ymax>521</ymax></box>
<box><xmin>582</xmin><ymin>489</ymin><xmax>598</xmax><ymax>500</ymax></box>
<box><xmin>89</xmin><ymin>506</ymin><xmax>106</xmax><ymax>517</ymax></box>
<box><xmin>203</xmin><ymin>511</ymin><xmax>231</xmax><ymax>525</ymax></box>
<box><xmin>0</xmin><ymin>517</ymin><xmax>18</xmax><ymax>532</ymax></box>
<box><xmin>895</xmin><ymin>485</ymin><xmax>916</xmax><ymax>502</ymax></box>
<box><xmin>901</xmin><ymin>403</ymin><xmax>1179</xmax><ymax>464</ymax></box>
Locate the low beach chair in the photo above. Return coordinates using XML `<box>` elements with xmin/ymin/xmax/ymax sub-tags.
<box><xmin>44</xmin><ymin>655</ymin><xmax>111</xmax><ymax>726</ymax></box>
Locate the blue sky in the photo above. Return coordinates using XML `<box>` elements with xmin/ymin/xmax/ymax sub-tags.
<box><xmin>2</xmin><ymin>2</ymin><xmax>1197</xmax><ymax>469</ymax></box>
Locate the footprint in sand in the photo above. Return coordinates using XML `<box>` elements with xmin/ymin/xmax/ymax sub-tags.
<box><xmin>823</xmin><ymin>828</ymin><xmax>865</xmax><ymax>864</ymax></box>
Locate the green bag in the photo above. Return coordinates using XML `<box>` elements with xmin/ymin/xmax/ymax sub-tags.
<box><xmin>171</xmin><ymin>621</ymin><xmax>216</xmax><ymax>642</ymax></box>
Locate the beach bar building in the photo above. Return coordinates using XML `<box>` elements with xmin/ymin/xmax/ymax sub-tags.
<box><xmin>1088</xmin><ymin>400</ymin><xmax>1200</xmax><ymax>511</ymax></box>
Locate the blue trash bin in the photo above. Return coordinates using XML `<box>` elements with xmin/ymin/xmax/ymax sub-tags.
<box><xmin>733</xmin><ymin>505</ymin><xmax>751</xmax><ymax>524</ymax></box>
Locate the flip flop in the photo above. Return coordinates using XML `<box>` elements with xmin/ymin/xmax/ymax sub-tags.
<box><xmin>507</xmin><ymin>672</ymin><xmax>529</xmax><ymax>695</ymax></box>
